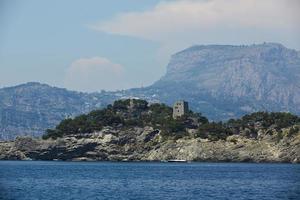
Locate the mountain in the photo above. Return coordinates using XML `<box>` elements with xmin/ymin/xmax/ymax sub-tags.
<box><xmin>136</xmin><ymin>43</ymin><xmax>300</xmax><ymax>119</ymax></box>
<box><xmin>0</xmin><ymin>82</ymin><xmax>104</xmax><ymax>140</ymax></box>
<box><xmin>1</xmin><ymin>43</ymin><xmax>300</xmax><ymax>140</ymax></box>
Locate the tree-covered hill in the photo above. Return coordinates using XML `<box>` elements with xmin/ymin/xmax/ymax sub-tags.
<box><xmin>43</xmin><ymin>99</ymin><xmax>300</xmax><ymax>142</ymax></box>
<box><xmin>2</xmin><ymin>99</ymin><xmax>300</xmax><ymax>163</ymax></box>
<box><xmin>42</xmin><ymin>99</ymin><xmax>208</xmax><ymax>140</ymax></box>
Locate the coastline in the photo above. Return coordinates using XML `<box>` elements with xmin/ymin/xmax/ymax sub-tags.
<box><xmin>1</xmin><ymin>132</ymin><xmax>299</xmax><ymax>163</ymax></box>
<box><xmin>0</xmin><ymin>159</ymin><xmax>299</xmax><ymax>164</ymax></box>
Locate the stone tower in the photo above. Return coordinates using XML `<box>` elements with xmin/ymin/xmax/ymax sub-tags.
<box><xmin>173</xmin><ymin>100</ymin><xmax>189</xmax><ymax>119</ymax></box>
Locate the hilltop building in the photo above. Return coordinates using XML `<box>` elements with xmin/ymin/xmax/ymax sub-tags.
<box><xmin>173</xmin><ymin>100</ymin><xmax>189</xmax><ymax>119</ymax></box>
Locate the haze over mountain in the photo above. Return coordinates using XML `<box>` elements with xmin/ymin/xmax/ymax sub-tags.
<box><xmin>0</xmin><ymin>83</ymin><xmax>105</xmax><ymax>140</ymax></box>
<box><xmin>143</xmin><ymin>42</ymin><xmax>300</xmax><ymax>119</ymax></box>
<box><xmin>0</xmin><ymin>43</ymin><xmax>299</xmax><ymax>140</ymax></box>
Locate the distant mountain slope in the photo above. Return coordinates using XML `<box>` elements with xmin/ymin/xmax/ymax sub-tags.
<box><xmin>137</xmin><ymin>43</ymin><xmax>300</xmax><ymax>120</ymax></box>
<box><xmin>0</xmin><ymin>82</ymin><xmax>106</xmax><ymax>140</ymax></box>
<box><xmin>0</xmin><ymin>43</ymin><xmax>299</xmax><ymax>140</ymax></box>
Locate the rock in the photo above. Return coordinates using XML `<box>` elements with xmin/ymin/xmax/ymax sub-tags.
<box><xmin>14</xmin><ymin>136</ymin><xmax>40</xmax><ymax>151</ymax></box>
<box><xmin>101</xmin><ymin>134</ymin><xmax>116</xmax><ymax>144</ymax></box>
<box><xmin>0</xmin><ymin>125</ymin><xmax>300</xmax><ymax>163</ymax></box>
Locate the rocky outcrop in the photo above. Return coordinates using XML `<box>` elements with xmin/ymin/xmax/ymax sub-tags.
<box><xmin>1</xmin><ymin>126</ymin><xmax>299</xmax><ymax>163</ymax></box>
<box><xmin>145</xmin><ymin>135</ymin><xmax>300</xmax><ymax>163</ymax></box>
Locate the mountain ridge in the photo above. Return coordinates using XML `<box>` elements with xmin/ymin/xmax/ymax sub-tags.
<box><xmin>149</xmin><ymin>42</ymin><xmax>300</xmax><ymax>118</ymax></box>
<box><xmin>1</xmin><ymin>42</ymin><xmax>300</xmax><ymax>140</ymax></box>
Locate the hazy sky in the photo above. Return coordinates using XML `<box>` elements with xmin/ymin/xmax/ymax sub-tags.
<box><xmin>0</xmin><ymin>0</ymin><xmax>299</xmax><ymax>92</ymax></box>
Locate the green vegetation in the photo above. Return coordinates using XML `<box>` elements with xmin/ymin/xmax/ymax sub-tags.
<box><xmin>43</xmin><ymin>99</ymin><xmax>208</xmax><ymax>139</ymax></box>
<box><xmin>42</xmin><ymin>99</ymin><xmax>300</xmax><ymax>141</ymax></box>
<box><xmin>196</xmin><ymin>122</ymin><xmax>231</xmax><ymax>141</ymax></box>
<box><xmin>226</xmin><ymin>112</ymin><xmax>300</xmax><ymax>130</ymax></box>
<box><xmin>195</xmin><ymin>112</ymin><xmax>300</xmax><ymax>141</ymax></box>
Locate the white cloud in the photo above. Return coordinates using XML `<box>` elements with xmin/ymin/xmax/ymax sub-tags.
<box><xmin>64</xmin><ymin>57</ymin><xmax>128</xmax><ymax>92</ymax></box>
<box><xmin>90</xmin><ymin>0</ymin><xmax>300</xmax><ymax>50</ymax></box>
<box><xmin>83</xmin><ymin>0</ymin><xmax>300</xmax><ymax>91</ymax></box>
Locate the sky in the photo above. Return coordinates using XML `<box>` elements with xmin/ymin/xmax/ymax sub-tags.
<box><xmin>0</xmin><ymin>0</ymin><xmax>299</xmax><ymax>92</ymax></box>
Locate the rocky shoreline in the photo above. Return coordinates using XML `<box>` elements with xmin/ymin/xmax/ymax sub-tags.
<box><xmin>1</xmin><ymin>126</ymin><xmax>299</xmax><ymax>163</ymax></box>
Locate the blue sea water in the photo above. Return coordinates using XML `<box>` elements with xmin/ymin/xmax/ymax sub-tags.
<box><xmin>0</xmin><ymin>161</ymin><xmax>299</xmax><ymax>200</ymax></box>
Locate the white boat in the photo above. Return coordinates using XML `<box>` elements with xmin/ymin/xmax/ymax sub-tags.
<box><xmin>167</xmin><ymin>159</ymin><xmax>187</xmax><ymax>162</ymax></box>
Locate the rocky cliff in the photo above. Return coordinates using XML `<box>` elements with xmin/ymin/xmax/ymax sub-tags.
<box><xmin>0</xmin><ymin>125</ymin><xmax>299</xmax><ymax>163</ymax></box>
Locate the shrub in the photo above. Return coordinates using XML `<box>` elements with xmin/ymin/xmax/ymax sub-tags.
<box><xmin>164</xmin><ymin>119</ymin><xmax>185</xmax><ymax>133</ymax></box>
<box><xmin>42</xmin><ymin>129</ymin><xmax>63</xmax><ymax>140</ymax></box>
<box><xmin>196</xmin><ymin>122</ymin><xmax>231</xmax><ymax>141</ymax></box>
<box><xmin>276</xmin><ymin>130</ymin><xmax>284</xmax><ymax>143</ymax></box>
<box><xmin>113</xmin><ymin>99</ymin><xmax>130</xmax><ymax>110</ymax></box>
<box><xmin>287</xmin><ymin>126</ymin><xmax>299</xmax><ymax>137</ymax></box>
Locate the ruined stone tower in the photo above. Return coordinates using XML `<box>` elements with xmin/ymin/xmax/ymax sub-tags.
<box><xmin>172</xmin><ymin>100</ymin><xmax>189</xmax><ymax>119</ymax></box>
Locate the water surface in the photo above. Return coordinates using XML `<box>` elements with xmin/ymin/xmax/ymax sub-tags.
<box><xmin>0</xmin><ymin>161</ymin><xmax>299</xmax><ymax>200</ymax></box>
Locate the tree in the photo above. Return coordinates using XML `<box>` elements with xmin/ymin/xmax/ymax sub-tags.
<box><xmin>197</xmin><ymin>122</ymin><xmax>231</xmax><ymax>141</ymax></box>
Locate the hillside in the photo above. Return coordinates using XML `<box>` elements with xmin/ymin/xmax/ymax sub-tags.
<box><xmin>0</xmin><ymin>82</ymin><xmax>106</xmax><ymax>140</ymax></box>
<box><xmin>140</xmin><ymin>43</ymin><xmax>300</xmax><ymax>120</ymax></box>
<box><xmin>1</xmin><ymin>43</ymin><xmax>300</xmax><ymax>140</ymax></box>
<box><xmin>1</xmin><ymin>99</ymin><xmax>300</xmax><ymax>163</ymax></box>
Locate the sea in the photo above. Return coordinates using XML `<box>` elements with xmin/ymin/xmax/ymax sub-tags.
<box><xmin>0</xmin><ymin>161</ymin><xmax>299</xmax><ymax>200</ymax></box>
